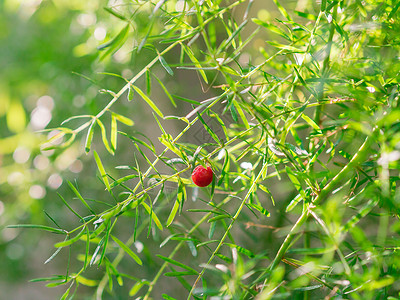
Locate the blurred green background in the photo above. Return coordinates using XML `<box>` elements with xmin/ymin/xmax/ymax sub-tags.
<box><xmin>2</xmin><ymin>0</ymin><xmax>398</xmax><ymax>299</ymax></box>
<box><xmin>0</xmin><ymin>0</ymin><xmax>133</xmax><ymax>298</ymax></box>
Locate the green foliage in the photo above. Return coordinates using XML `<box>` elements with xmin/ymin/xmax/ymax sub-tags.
<box><xmin>2</xmin><ymin>0</ymin><xmax>400</xmax><ymax>299</ymax></box>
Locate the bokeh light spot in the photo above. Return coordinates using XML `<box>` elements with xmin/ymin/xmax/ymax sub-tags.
<box><xmin>69</xmin><ymin>159</ymin><xmax>83</xmax><ymax>173</ymax></box>
<box><xmin>33</xmin><ymin>155</ymin><xmax>50</xmax><ymax>170</ymax></box>
<box><xmin>37</xmin><ymin>95</ymin><xmax>54</xmax><ymax>110</ymax></box>
<box><xmin>7</xmin><ymin>172</ymin><xmax>24</xmax><ymax>186</ymax></box>
<box><xmin>77</xmin><ymin>13</ymin><xmax>96</xmax><ymax>27</ymax></box>
<box><xmin>30</xmin><ymin>106</ymin><xmax>52</xmax><ymax>130</ymax></box>
<box><xmin>13</xmin><ymin>147</ymin><xmax>31</xmax><ymax>164</ymax></box>
<box><xmin>47</xmin><ymin>173</ymin><xmax>63</xmax><ymax>189</ymax></box>
<box><xmin>94</xmin><ymin>26</ymin><xmax>106</xmax><ymax>40</ymax></box>
<box><xmin>29</xmin><ymin>185</ymin><xmax>46</xmax><ymax>199</ymax></box>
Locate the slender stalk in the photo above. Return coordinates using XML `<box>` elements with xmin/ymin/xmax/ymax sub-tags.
<box><xmin>268</xmin><ymin>208</ymin><xmax>309</xmax><ymax>272</ymax></box>
<box><xmin>314</xmin><ymin>6</ymin><xmax>338</xmax><ymax>126</ymax></box>
<box><xmin>257</xmin><ymin>131</ymin><xmax>375</xmax><ymax>290</ymax></box>
<box><xmin>303</xmin><ymin>203</ymin><xmax>310</xmax><ymax>300</ymax></box>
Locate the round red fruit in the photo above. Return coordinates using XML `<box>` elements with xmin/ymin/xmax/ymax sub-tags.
<box><xmin>191</xmin><ymin>165</ymin><xmax>213</xmax><ymax>187</ymax></box>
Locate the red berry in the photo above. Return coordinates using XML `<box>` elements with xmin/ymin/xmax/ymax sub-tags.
<box><xmin>191</xmin><ymin>165</ymin><xmax>213</xmax><ymax>187</ymax></box>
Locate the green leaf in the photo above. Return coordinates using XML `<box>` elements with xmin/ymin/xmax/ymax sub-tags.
<box><xmin>208</xmin><ymin>214</ymin><xmax>232</xmax><ymax>223</ymax></box>
<box><xmin>93</xmin><ymin>150</ymin><xmax>111</xmax><ymax>192</ymax></box>
<box><xmin>252</xmin><ymin>19</ymin><xmax>291</xmax><ymax>40</ymax></box>
<box><xmin>186</xmin><ymin>239</ymin><xmax>198</xmax><ymax>257</ymax></box>
<box><xmin>366</xmin><ymin>276</ymin><xmax>395</xmax><ymax>291</ymax></box>
<box><xmin>98</xmin><ymin>24</ymin><xmax>130</xmax><ymax>60</ymax></box>
<box><xmin>129</xmin><ymin>280</ymin><xmax>146</xmax><ymax>297</ymax></box>
<box><xmin>110</xmin><ymin>174</ymin><xmax>138</xmax><ymax>188</ymax></box>
<box><xmin>272</xmin><ymin>0</ymin><xmax>292</xmax><ymax>21</ymax></box>
<box><xmin>111</xmin><ymin>115</ymin><xmax>117</xmax><ymax>152</ymax></box>
<box><xmin>41</xmin><ymin>127</ymin><xmax>70</xmax><ymax>148</ymax></box>
<box><xmin>84</xmin><ymin>227</ymin><xmax>90</xmax><ymax>269</ymax></box>
<box><xmin>41</xmin><ymin>131</ymin><xmax>76</xmax><ymax>151</ymax></box>
<box><xmin>46</xmin><ymin>280</ymin><xmax>71</xmax><ymax>288</ymax></box>
<box><xmin>106</xmin><ymin>258</ymin><xmax>124</xmax><ymax>286</ymax></box>
<box><xmin>45</xmin><ymin>237</ymin><xmax>66</xmax><ymax>264</ymax></box>
<box><xmin>153</xmin><ymin>73</ymin><xmax>176</xmax><ymax>107</ymax></box>
<box><xmin>208</xmin><ymin>221</ymin><xmax>216</xmax><ymax>239</ymax></box>
<box><xmin>55</xmin><ymin>227</ymin><xmax>86</xmax><ymax>248</ymax></box>
<box><xmin>96</xmin><ymin>119</ymin><xmax>114</xmax><ymax>155</ymax></box>
<box><xmin>133</xmin><ymin>141</ymin><xmax>161</xmax><ymax>177</ymax></box>
<box><xmin>217</xmin><ymin>20</ymin><xmax>248</xmax><ymax>54</ymax></box>
<box><xmin>138</xmin><ymin>15</ymin><xmax>155</xmax><ymax>52</ymax></box>
<box><xmin>67</xmin><ymin>181</ymin><xmax>96</xmax><ymax>215</ymax></box>
<box><xmin>286</xmin><ymin>193</ymin><xmax>302</xmax><ymax>212</ymax></box>
<box><xmin>166</xmin><ymin>196</ymin><xmax>180</xmax><ymax>227</ymax></box>
<box><xmin>343</xmin><ymin>199</ymin><xmax>378</xmax><ymax>231</ymax></box>
<box><xmin>146</xmin><ymin>69</ymin><xmax>151</xmax><ymax>95</ymax></box>
<box><xmin>160</xmin><ymin>233</ymin><xmax>181</xmax><ymax>248</ymax></box>
<box><xmin>6</xmin><ymin>224</ymin><xmax>66</xmax><ymax>235</ymax></box>
<box><xmin>225</xmin><ymin>243</ymin><xmax>255</xmax><ymax>258</ymax></box>
<box><xmin>230</xmin><ymin>103</ymin><xmax>238</xmax><ymax>123</ymax></box>
<box><xmin>159</xmin><ymin>55</ymin><xmax>174</xmax><ymax>75</ymax></box>
<box><xmin>166</xmin><ymin>182</ymin><xmax>185</xmax><ymax>226</ymax></box>
<box><xmin>106</xmin><ymin>262</ymin><xmax>114</xmax><ymax>291</ymax></box>
<box><xmin>85</xmin><ymin>119</ymin><xmax>96</xmax><ymax>153</ymax></box>
<box><xmin>173</xmin><ymin>94</ymin><xmax>200</xmax><ymax>105</ymax></box>
<box><xmin>111</xmin><ymin>235</ymin><xmax>142</xmax><ymax>265</ymax></box>
<box><xmin>285</xmin><ymin>167</ymin><xmax>307</xmax><ymax>199</ymax></box>
<box><xmin>218</xmin><ymin>149</ymin><xmax>230</xmax><ymax>188</ymax></box>
<box><xmin>183</xmin><ymin>44</ymin><xmax>208</xmax><ymax>83</ymax></box>
<box><xmin>132</xmin><ymin>85</ymin><xmax>164</xmax><ymax>117</ymax></box>
<box><xmin>388</xmin><ymin>1</ymin><xmax>400</xmax><ymax>18</ymax></box>
<box><xmin>301</xmin><ymin>114</ymin><xmax>322</xmax><ymax>133</ymax></box>
<box><xmin>163</xmin><ymin>294</ymin><xmax>178</xmax><ymax>300</ymax></box>
<box><xmin>159</xmin><ymin>134</ymin><xmax>184</xmax><ymax>158</ymax></box>
<box><xmin>57</xmin><ymin>193</ymin><xmax>83</xmax><ymax>221</ymax></box>
<box><xmin>111</xmin><ymin>112</ymin><xmax>134</xmax><ymax>126</ymax></box>
<box><xmin>164</xmin><ymin>271</ymin><xmax>197</xmax><ymax>277</ymax></box>
<box><xmin>267</xmin><ymin>41</ymin><xmax>303</xmax><ymax>52</ymax></box>
<box><xmin>103</xmin><ymin>7</ymin><xmax>127</xmax><ymax>21</ymax></box>
<box><xmin>60</xmin><ymin>286</ymin><xmax>71</xmax><ymax>300</ymax></box>
<box><xmin>233</xmin><ymin>100</ymin><xmax>249</xmax><ymax>129</ymax></box>
<box><xmin>76</xmin><ymin>275</ymin><xmax>98</xmax><ymax>287</ymax></box>
<box><xmin>287</xmin><ymin>247</ymin><xmax>335</xmax><ymax>255</ymax></box>
<box><xmin>196</xmin><ymin>240</ymin><xmax>219</xmax><ymax>248</ymax></box>
<box><xmin>196</xmin><ymin>111</ymin><xmax>221</xmax><ymax>145</ymax></box>
<box><xmin>90</xmin><ymin>237</ymin><xmax>104</xmax><ymax>265</ymax></box>
<box><xmin>30</xmin><ymin>275</ymin><xmax>67</xmax><ymax>283</ymax></box>
<box><xmin>157</xmin><ymin>255</ymin><xmax>198</xmax><ymax>273</ymax></box>
<box><xmin>98</xmin><ymin>221</ymin><xmax>112</xmax><ymax>266</ymax></box>
<box><xmin>294</xmin><ymin>10</ymin><xmax>317</xmax><ymax>21</ymax></box>
<box><xmin>127</xmin><ymin>85</ymin><xmax>134</xmax><ymax>101</ymax></box>
<box><xmin>141</xmin><ymin>202</ymin><xmax>163</xmax><ymax>230</ymax></box>
<box><xmin>187</xmin><ymin>209</ymin><xmax>224</xmax><ymax>215</ymax></box>
<box><xmin>247</xmin><ymin>203</ymin><xmax>270</xmax><ymax>217</ymax></box>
